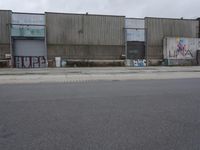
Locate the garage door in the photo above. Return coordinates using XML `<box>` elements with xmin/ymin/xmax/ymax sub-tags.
<box><xmin>127</xmin><ymin>41</ymin><xmax>145</xmax><ymax>59</ymax></box>
<box><xmin>13</xmin><ymin>40</ymin><xmax>47</xmax><ymax>68</ymax></box>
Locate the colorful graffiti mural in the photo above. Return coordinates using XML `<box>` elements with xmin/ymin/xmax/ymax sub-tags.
<box><xmin>169</xmin><ymin>38</ymin><xmax>193</xmax><ymax>59</ymax></box>
<box><xmin>164</xmin><ymin>37</ymin><xmax>200</xmax><ymax>60</ymax></box>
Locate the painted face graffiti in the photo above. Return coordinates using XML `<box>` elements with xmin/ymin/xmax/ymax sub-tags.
<box><xmin>171</xmin><ymin>38</ymin><xmax>193</xmax><ymax>59</ymax></box>
<box><xmin>177</xmin><ymin>39</ymin><xmax>186</xmax><ymax>56</ymax></box>
<box><xmin>166</xmin><ymin>37</ymin><xmax>198</xmax><ymax>60</ymax></box>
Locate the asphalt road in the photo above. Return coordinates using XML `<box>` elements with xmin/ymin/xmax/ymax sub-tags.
<box><xmin>0</xmin><ymin>79</ymin><xmax>200</xmax><ymax>150</ymax></box>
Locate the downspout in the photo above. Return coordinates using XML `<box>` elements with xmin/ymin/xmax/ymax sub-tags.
<box><xmin>144</xmin><ymin>17</ymin><xmax>149</xmax><ymax>66</ymax></box>
<box><xmin>9</xmin><ymin>10</ymin><xmax>13</xmax><ymax>68</ymax></box>
<box><xmin>45</xmin><ymin>12</ymin><xmax>48</xmax><ymax>68</ymax></box>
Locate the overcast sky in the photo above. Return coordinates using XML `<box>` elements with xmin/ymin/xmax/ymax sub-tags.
<box><xmin>0</xmin><ymin>0</ymin><xmax>199</xmax><ymax>18</ymax></box>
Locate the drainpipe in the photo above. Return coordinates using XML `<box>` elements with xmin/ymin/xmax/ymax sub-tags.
<box><xmin>9</xmin><ymin>10</ymin><xmax>14</xmax><ymax>68</ymax></box>
<box><xmin>124</xmin><ymin>28</ymin><xmax>128</xmax><ymax>62</ymax></box>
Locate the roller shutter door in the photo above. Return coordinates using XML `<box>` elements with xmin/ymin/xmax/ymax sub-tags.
<box><xmin>13</xmin><ymin>40</ymin><xmax>47</xmax><ymax>68</ymax></box>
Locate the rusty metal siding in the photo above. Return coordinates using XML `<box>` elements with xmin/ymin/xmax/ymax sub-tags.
<box><xmin>47</xmin><ymin>45</ymin><xmax>124</xmax><ymax>60</ymax></box>
<box><xmin>0</xmin><ymin>10</ymin><xmax>11</xmax><ymax>44</ymax></box>
<box><xmin>0</xmin><ymin>10</ymin><xmax>11</xmax><ymax>60</ymax></box>
<box><xmin>46</xmin><ymin>13</ymin><xmax>125</xmax><ymax>46</ymax></box>
<box><xmin>145</xmin><ymin>17</ymin><xmax>199</xmax><ymax>62</ymax></box>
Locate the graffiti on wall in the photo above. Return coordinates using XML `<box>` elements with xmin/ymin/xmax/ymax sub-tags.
<box><xmin>168</xmin><ymin>38</ymin><xmax>194</xmax><ymax>59</ymax></box>
<box><xmin>133</xmin><ymin>59</ymin><xmax>146</xmax><ymax>67</ymax></box>
<box><xmin>14</xmin><ymin>56</ymin><xmax>46</xmax><ymax>68</ymax></box>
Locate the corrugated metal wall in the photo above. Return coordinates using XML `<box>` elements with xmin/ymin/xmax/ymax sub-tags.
<box><xmin>145</xmin><ymin>17</ymin><xmax>199</xmax><ymax>65</ymax></box>
<box><xmin>48</xmin><ymin>45</ymin><xmax>124</xmax><ymax>60</ymax></box>
<box><xmin>46</xmin><ymin>13</ymin><xmax>125</xmax><ymax>60</ymax></box>
<box><xmin>0</xmin><ymin>10</ymin><xmax>11</xmax><ymax>59</ymax></box>
<box><xmin>198</xmin><ymin>18</ymin><xmax>200</xmax><ymax>38</ymax></box>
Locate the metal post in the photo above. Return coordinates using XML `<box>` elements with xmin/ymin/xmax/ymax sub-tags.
<box><xmin>9</xmin><ymin>11</ymin><xmax>14</xmax><ymax>68</ymax></box>
<box><xmin>125</xmin><ymin>28</ymin><xmax>128</xmax><ymax>60</ymax></box>
<box><xmin>145</xmin><ymin>18</ymin><xmax>149</xmax><ymax>66</ymax></box>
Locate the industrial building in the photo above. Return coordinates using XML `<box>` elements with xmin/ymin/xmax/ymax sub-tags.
<box><xmin>0</xmin><ymin>9</ymin><xmax>200</xmax><ymax>68</ymax></box>
<box><xmin>145</xmin><ymin>17</ymin><xmax>199</xmax><ymax>66</ymax></box>
<box><xmin>46</xmin><ymin>12</ymin><xmax>125</xmax><ymax>67</ymax></box>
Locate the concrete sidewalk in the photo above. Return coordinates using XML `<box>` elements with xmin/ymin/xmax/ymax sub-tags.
<box><xmin>0</xmin><ymin>67</ymin><xmax>200</xmax><ymax>84</ymax></box>
<box><xmin>1</xmin><ymin>66</ymin><xmax>200</xmax><ymax>75</ymax></box>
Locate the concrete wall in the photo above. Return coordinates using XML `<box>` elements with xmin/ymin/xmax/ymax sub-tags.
<box><xmin>145</xmin><ymin>17</ymin><xmax>199</xmax><ymax>65</ymax></box>
<box><xmin>0</xmin><ymin>10</ymin><xmax>11</xmax><ymax>59</ymax></box>
<box><xmin>46</xmin><ymin>13</ymin><xmax>125</xmax><ymax>60</ymax></box>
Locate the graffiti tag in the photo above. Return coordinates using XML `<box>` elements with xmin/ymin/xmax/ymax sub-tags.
<box><xmin>14</xmin><ymin>56</ymin><xmax>46</xmax><ymax>68</ymax></box>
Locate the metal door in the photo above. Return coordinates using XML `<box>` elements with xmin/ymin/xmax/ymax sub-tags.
<box><xmin>127</xmin><ymin>41</ymin><xmax>145</xmax><ymax>59</ymax></box>
<box><xmin>13</xmin><ymin>39</ymin><xmax>47</xmax><ymax>68</ymax></box>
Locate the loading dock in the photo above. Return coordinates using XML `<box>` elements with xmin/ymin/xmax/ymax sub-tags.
<box><xmin>11</xmin><ymin>12</ymin><xmax>47</xmax><ymax>68</ymax></box>
<box><xmin>13</xmin><ymin>39</ymin><xmax>46</xmax><ymax>68</ymax></box>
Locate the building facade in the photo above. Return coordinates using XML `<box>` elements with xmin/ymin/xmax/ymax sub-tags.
<box><xmin>145</xmin><ymin>17</ymin><xmax>199</xmax><ymax>66</ymax></box>
<box><xmin>0</xmin><ymin>10</ymin><xmax>200</xmax><ymax>68</ymax></box>
<box><xmin>0</xmin><ymin>10</ymin><xmax>11</xmax><ymax>67</ymax></box>
<box><xmin>46</xmin><ymin>12</ymin><xmax>125</xmax><ymax>67</ymax></box>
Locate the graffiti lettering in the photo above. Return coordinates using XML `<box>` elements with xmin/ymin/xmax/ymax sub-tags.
<box><xmin>133</xmin><ymin>59</ymin><xmax>146</xmax><ymax>67</ymax></box>
<box><xmin>14</xmin><ymin>56</ymin><xmax>46</xmax><ymax>68</ymax></box>
<box><xmin>185</xmin><ymin>50</ymin><xmax>193</xmax><ymax>58</ymax></box>
<box><xmin>169</xmin><ymin>49</ymin><xmax>193</xmax><ymax>58</ymax></box>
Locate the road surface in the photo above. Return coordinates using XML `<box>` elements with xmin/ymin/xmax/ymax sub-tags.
<box><xmin>0</xmin><ymin>79</ymin><xmax>200</xmax><ymax>150</ymax></box>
